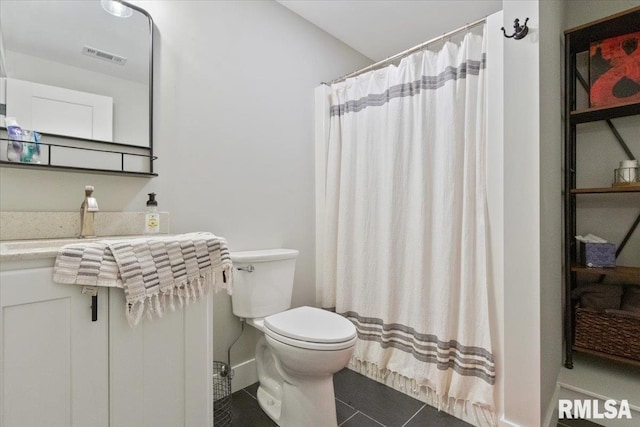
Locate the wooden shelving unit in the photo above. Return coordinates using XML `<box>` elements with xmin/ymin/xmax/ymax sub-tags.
<box><xmin>570</xmin><ymin>263</ymin><xmax>640</xmax><ymax>280</ymax></box>
<box><xmin>571</xmin><ymin>186</ymin><xmax>640</xmax><ymax>194</ymax></box>
<box><xmin>563</xmin><ymin>6</ymin><xmax>640</xmax><ymax>369</ymax></box>
<box><xmin>570</xmin><ymin>100</ymin><xmax>640</xmax><ymax>124</ymax></box>
<box><xmin>572</xmin><ymin>346</ymin><xmax>640</xmax><ymax>369</ymax></box>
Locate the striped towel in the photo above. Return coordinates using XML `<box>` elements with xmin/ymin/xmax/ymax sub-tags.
<box><xmin>53</xmin><ymin>232</ymin><xmax>233</xmax><ymax>326</ymax></box>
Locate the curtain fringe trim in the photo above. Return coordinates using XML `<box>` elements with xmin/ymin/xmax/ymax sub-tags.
<box><xmin>348</xmin><ymin>357</ymin><xmax>497</xmax><ymax>427</ymax></box>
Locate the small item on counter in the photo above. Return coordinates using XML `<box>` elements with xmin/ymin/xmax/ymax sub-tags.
<box><xmin>144</xmin><ymin>192</ymin><xmax>160</xmax><ymax>234</ymax></box>
<box><xmin>21</xmin><ymin>130</ymin><xmax>41</xmax><ymax>163</ymax></box>
<box><xmin>5</xmin><ymin>117</ymin><xmax>23</xmax><ymax>162</ymax></box>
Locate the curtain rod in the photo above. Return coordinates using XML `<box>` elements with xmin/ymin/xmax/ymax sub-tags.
<box><xmin>323</xmin><ymin>16</ymin><xmax>487</xmax><ymax>86</ymax></box>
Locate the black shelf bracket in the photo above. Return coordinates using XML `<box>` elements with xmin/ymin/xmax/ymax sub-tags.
<box><xmin>575</xmin><ymin>70</ymin><xmax>637</xmax><ymax>160</ymax></box>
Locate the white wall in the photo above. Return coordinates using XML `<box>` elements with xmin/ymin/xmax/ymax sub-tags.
<box><xmin>141</xmin><ymin>0</ymin><xmax>371</xmax><ymax>372</ymax></box>
<box><xmin>0</xmin><ymin>0</ymin><xmax>371</xmax><ymax>379</ymax></box>
<box><xmin>501</xmin><ymin>2</ymin><xmax>576</xmax><ymax>425</ymax></box>
<box><xmin>539</xmin><ymin>1</ymin><xmax>565</xmax><ymax>425</ymax></box>
<box><xmin>502</xmin><ymin>1</ymin><xmax>542</xmax><ymax>425</ymax></box>
<box><xmin>564</xmin><ymin>0</ymin><xmax>640</xmax><ymax>29</ymax></box>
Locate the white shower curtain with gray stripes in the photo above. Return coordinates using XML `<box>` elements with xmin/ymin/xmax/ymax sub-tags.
<box><xmin>317</xmin><ymin>29</ymin><xmax>495</xmax><ymax>424</ymax></box>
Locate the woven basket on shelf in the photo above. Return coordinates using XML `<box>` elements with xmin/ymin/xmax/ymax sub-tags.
<box><xmin>574</xmin><ymin>307</ymin><xmax>640</xmax><ymax>361</ymax></box>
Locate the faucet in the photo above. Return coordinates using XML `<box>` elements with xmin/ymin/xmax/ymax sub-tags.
<box><xmin>80</xmin><ymin>185</ymin><xmax>99</xmax><ymax>238</ymax></box>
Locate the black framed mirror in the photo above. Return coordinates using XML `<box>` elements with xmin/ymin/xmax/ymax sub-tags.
<box><xmin>0</xmin><ymin>0</ymin><xmax>155</xmax><ymax>175</ymax></box>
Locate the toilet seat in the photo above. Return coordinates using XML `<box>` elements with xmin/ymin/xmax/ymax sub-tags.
<box><xmin>264</xmin><ymin>306</ymin><xmax>357</xmax><ymax>351</ymax></box>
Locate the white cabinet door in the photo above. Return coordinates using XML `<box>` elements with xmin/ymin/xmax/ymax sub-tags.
<box><xmin>108</xmin><ymin>289</ymin><xmax>213</xmax><ymax>427</ymax></box>
<box><xmin>0</xmin><ymin>268</ymin><xmax>109</xmax><ymax>427</ymax></box>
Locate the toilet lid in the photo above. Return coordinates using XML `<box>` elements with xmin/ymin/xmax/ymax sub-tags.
<box><xmin>264</xmin><ymin>306</ymin><xmax>356</xmax><ymax>344</ymax></box>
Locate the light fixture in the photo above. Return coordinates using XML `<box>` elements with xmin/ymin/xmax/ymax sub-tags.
<box><xmin>101</xmin><ymin>0</ymin><xmax>133</xmax><ymax>18</ymax></box>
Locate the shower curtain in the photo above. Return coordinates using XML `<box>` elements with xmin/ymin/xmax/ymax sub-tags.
<box><xmin>317</xmin><ymin>29</ymin><xmax>495</xmax><ymax>423</ymax></box>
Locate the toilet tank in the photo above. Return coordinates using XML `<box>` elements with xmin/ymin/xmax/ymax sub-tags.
<box><xmin>230</xmin><ymin>249</ymin><xmax>299</xmax><ymax>319</ymax></box>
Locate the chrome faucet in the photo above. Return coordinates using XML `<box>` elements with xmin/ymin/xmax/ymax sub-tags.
<box><xmin>80</xmin><ymin>185</ymin><xmax>99</xmax><ymax>238</ymax></box>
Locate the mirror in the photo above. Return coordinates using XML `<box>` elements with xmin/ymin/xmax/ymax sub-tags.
<box><xmin>0</xmin><ymin>0</ymin><xmax>152</xmax><ymax>149</ymax></box>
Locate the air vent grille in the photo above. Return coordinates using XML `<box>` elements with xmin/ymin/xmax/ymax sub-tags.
<box><xmin>82</xmin><ymin>46</ymin><xmax>127</xmax><ymax>66</ymax></box>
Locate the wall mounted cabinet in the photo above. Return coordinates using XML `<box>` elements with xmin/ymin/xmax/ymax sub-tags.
<box><xmin>563</xmin><ymin>7</ymin><xmax>640</xmax><ymax>369</ymax></box>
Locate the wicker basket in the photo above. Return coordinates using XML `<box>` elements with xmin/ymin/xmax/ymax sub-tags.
<box><xmin>575</xmin><ymin>307</ymin><xmax>640</xmax><ymax>361</ymax></box>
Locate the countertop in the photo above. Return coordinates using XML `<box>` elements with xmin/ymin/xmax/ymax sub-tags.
<box><xmin>0</xmin><ymin>235</ymin><xmax>158</xmax><ymax>262</ymax></box>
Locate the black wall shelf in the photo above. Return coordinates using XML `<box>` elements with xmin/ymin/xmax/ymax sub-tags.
<box><xmin>0</xmin><ymin>129</ymin><xmax>157</xmax><ymax>177</ymax></box>
<box><xmin>0</xmin><ymin>161</ymin><xmax>157</xmax><ymax>177</ymax></box>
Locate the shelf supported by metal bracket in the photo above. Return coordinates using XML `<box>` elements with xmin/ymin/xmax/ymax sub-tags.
<box><xmin>597</xmin><ymin>212</ymin><xmax>640</xmax><ymax>283</ymax></box>
<box><xmin>575</xmin><ymin>70</ymin><xmax>637</xmax><ymax>160</ymax></box>
<box><xmin>574</xmin><ymin>69</ymin><xmax>639</xmax><ymax>284</ymax></box>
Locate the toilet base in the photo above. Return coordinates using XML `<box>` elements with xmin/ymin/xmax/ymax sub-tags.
<box><xmin>257</xmin><ymin>385</ymin><xmax>282</xmax><ymax>423</ymax></box>
<box><xmin>257</xmin><ymin>375</ymin><xmax>338</xmax><ymax>427</ymax></box>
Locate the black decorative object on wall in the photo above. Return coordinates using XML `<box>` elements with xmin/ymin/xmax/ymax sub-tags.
<box><xmin>501</xmin><ymin>18</ymin><xmax>529</xmax><ymax>40</ymax></box>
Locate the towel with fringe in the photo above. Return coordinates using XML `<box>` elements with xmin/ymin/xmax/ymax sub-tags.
<box><xmin>53</xmin><ymin>232</ymin><xmax>233</xmax><ymax>326</ymax></box>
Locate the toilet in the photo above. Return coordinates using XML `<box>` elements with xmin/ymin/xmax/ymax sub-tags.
<box><xmin>230</xmin><ymin>249</ymin><xmax>356</xmax><ymax>427</ymax></box>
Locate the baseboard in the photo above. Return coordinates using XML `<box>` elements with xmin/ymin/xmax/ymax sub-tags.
<box><xmin>231</xmin><ymin>358</ymin><xmax>257</xmax><ymax>393</ymax></box>
<box><xmin>557</xmin><ymin>383</ymin><xmax>640</xmax><ymax>427</ymax></box>
<box><xmin>498</xmin><ymin>417</ymin><xmax>522</xmax><ymax>427</ymax></box>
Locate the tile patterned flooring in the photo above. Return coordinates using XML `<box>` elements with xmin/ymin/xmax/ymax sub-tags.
<box><xmin>557</xmin><ymin>420</ymin><xmax>602</xmax><ymax>427</ymax></box>
<box><xmin>229</xmin><ymin>367</ymin><xmax>606</xmax><ymax>426</ymax></box>
<box><xmin>230</xmin><ymin>368</ymin><xmax>472</xmax><ymax>426</ymax></box>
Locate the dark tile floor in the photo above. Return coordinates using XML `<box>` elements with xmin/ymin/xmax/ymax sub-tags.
<box><xmin>230</xmin><ymin>368</ymin><xmax>472</xmax><ymax>426</ymax></box>
<box><xmin>558</xmin><ymin>420</ymin><xmax>602</xmax><ymax>427</ymax></box>
<box><xmin>229</xmin><ymin>368</ymin><xmax>605</xmax><ymax>426</ymax></box>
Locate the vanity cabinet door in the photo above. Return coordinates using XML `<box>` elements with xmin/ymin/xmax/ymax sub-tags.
<box><xmin>108</xmin><ymin>289</ymin><xmax>214</xmax><ymax>427</ymax></box>
<box><xmin>0</xmin><ymin>267</ymin><xmax>109</xmax><ymax>427</ymax></box>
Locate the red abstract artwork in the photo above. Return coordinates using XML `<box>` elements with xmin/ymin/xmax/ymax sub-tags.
<box><xmin>589</xmin><ymin>31</ymin><xmax>640</xmax><ymax>108</ymax></box>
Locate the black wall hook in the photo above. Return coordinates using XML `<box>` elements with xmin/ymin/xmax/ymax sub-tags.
<box><xmin>501</xmin><ymin>18</ymin><xmax>529</xmax><ymax>40</ymax></box>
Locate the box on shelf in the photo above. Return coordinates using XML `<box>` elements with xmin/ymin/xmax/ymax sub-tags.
<box><xmin>579</xmin><ymin>241</ymin><xmax>616</xmax><ymax>268</ymax></box>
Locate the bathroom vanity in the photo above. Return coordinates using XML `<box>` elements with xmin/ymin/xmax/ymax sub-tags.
<box><xmin>0</xmin><ymin>238</ymin><xmax>213</xmax><ymax>427</ymax></box>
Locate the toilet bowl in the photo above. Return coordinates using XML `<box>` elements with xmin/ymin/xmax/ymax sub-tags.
<box><xmin>230</xmin><ymin>250</ymin><xmax>356</xmax><ymax>427</ymax></box>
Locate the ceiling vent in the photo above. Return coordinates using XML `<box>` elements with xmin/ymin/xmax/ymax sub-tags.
<box><xmin>82</xmin><ymin>46</ymin><xmax>127</xmax><ymax>66</ymax></box>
